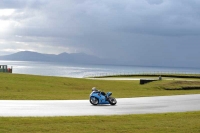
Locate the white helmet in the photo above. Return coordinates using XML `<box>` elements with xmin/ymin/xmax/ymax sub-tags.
<box><xmin>92</xmin><ymin>87</ymin><xmax>98</xmax><ymax>91</ymax></box>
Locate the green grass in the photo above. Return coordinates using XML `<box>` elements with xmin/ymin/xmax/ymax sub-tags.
<box><xmin>0</xmin><ymin>111</ymin><xmax>200</xmax><ymax>133</ymax></box>
<box><xmin>1</xmin><ymin>73</ymin><xmax>200</xmax><ymax>100</ymax></box>
<box><xmin>156</xmin><ymin>80</ymin><xmax>200</xmax><ymax>90</ymax></box>
<box><xmin>1</xmin><ymin>73</ymin><xmax>200</xmax><ymax>133</ymax></box>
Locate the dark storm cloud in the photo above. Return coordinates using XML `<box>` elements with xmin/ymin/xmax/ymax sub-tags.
<box><xmin>1</xmin><ymin>0</ymin><xmax>200</xmax><ymax>67</ymax></box>
<box><xmin>8</xmin><ymin>0</ymin><xmax>200</xmax><ymax>37</ymax></box>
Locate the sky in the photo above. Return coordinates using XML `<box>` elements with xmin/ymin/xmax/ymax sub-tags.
<box><xmin>0</xmin><ymin>0</ymin><xmax>200</xmax><ymax>67</ymax></box>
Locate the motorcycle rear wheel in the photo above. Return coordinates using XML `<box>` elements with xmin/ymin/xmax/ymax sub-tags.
<box><xmin>90</xmin><ymin>97</ymin><xmax>99</xmax><ymax>105</ymax></box>
<box><xmin>108</xmin><ymin>97</ymin><xmax>117</xmax><ymax>105</ymax></box>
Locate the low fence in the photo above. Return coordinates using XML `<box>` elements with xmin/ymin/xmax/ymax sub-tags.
<box><xmin>84</xmin><ymin>71</ymin><xmax>200</xmax><ymax>78</ymax></box>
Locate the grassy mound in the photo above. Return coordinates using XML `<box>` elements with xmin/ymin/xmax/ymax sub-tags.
<box><xmin>161</xmin><ymin>81</ymin><xmax>200</xmax><ymax>90</ymax></box>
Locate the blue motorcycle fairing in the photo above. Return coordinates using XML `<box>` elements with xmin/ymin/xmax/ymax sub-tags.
<box><xmin>90</xmin><ymin>91</ymin><xmax>112</xmax><ymax>104</ymax></box>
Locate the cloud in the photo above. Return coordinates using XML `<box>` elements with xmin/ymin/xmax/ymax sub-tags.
<box><xmin>146</xmin><ymin>0</ymin><xmax>164</xmax><ymax>5</ymax></box>
<box><xmin>0</xmin><ymin>0</ymin><xmax>47</xmax><ymax>9</ymax></box>
<box><xmin>0</xmin><ymin>0</ymin><xmax>200</xmax><ymax>67</ymax></box>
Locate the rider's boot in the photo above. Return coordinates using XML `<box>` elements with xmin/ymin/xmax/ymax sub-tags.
<box><xmin>105</xmin><ymin>95</ymin><xmax>108</xmax><ymax>101</ymax></box>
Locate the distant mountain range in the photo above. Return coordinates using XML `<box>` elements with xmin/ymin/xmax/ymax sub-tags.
<box><xmin>0</xmin><ymin>51</ymin><xmax>115</xmax><ymax>65</ymax></box>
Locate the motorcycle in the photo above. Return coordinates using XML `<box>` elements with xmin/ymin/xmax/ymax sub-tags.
<box><xmin>89</xmin><ymin>87</ymin><xmax>117</xmax><ymax>105</ymax></box>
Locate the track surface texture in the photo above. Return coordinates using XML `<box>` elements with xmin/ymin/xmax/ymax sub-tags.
<box><xmin>0</xmin><ymin>94</ymin><xmax>200</xmax><ymax>117</ymax></box>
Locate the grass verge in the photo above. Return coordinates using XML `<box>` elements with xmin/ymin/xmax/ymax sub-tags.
<box><xmin>0</xmin><ymin>111</ymin><xmax>200</xmax><ymax>133</ymax></box>
<box><xmin>1</xmin><ymin>73</ymin><xmax>200</xmax><ymax>100</ymax></box>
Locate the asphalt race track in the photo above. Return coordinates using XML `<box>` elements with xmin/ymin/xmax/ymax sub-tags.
<box><xmin>0</xmin><ymin>94</ymin><xmax>200</xmax><ymax>117</ymax></box>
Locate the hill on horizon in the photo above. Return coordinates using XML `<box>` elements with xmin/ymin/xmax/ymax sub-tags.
<box><xmin>0</xmin><ymin>51</ymin><xmax>112</xmax><ymax>65</ymax></box>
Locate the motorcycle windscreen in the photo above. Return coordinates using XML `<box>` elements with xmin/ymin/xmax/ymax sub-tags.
<box><xmin>107</xmin><ymin>92</ymin><xmax>112</xmax><ymax>96</ymax></box>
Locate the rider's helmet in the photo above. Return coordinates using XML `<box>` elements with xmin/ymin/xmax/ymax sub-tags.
<box><xmin>92</xmin><ymin>87</ymin><xmax>98</xmax><ymax>91</ymax></box>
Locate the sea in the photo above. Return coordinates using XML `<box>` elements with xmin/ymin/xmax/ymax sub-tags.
<box><xmin>1</xmin><ymin>60</ymin><xmax>200</xmax><ymax>78</ymax></box>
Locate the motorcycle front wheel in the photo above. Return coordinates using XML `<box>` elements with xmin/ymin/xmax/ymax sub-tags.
<box><xmin>90</xmin><ymin>97</ymin><xmax>99</xmax><ymax>105</ymax></box>
<box><xmin>108</xmin><ymin>97</ymin><xmax>117</xmax><ymax>105</ymax></box>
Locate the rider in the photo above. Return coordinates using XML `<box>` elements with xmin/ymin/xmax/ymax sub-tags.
<box><xmin>92</xmin><ymin>87</ymin><xmax>108</xmax><ymax>99</ymax></box>
<box><xmin>92</xmin><ymin>87</ymin><xmax>99</xmax><ymax>92</ymax></box>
